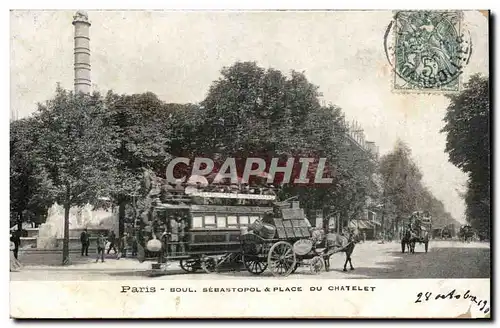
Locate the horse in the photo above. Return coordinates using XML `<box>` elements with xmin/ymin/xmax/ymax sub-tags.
<box><xmin>322</xmin><ymin>228</ymin><xmax>360</xmax><ymax>272</ymax></box>
<box><xmin>401</xmin><ymin>228</ymin><xmax>419</xmax><ymax>253</ymax></box>
<box><xmin>459</xmin><ymin>226</ymin><xmax>474</xmax><ymax>243</ymax></box>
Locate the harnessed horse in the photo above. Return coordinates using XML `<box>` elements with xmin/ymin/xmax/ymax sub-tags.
<box><xmin>321</xmin><ymin>228</ymin><xmax>360</xmax><ymax>272</ymax></box>
<box><xmin>403</xmin><ymin>229</ymin><xmax>418</xmax><ymax>253</ymax></box>
<box><xmin>459</xmin><ymin>226</ymin><xmax>474</xmax><ymax>243</ymax></box>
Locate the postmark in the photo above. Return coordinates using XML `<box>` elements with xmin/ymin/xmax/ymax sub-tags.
<box><xmin>384</xmin><ymin>11</ymin><xmax>472</xmax><ymax>93</ymax></box>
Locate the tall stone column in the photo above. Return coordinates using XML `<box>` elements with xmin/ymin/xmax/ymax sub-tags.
<box><xmin>72</xmin><ymin>10</ymin><xmax>91</xmax><ymax>94</ymax></box>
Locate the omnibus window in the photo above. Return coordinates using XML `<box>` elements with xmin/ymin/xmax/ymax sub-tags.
<box><xmin>217</xmin><ymin>215</ymin><xmax>227</xmax><ymax>228</ymax></box>
<box><xmin>204</xmin><ymin>215</ymin><xmax>216</xmax><ymax>227</ymax></box>
<box><xmin>227</xmin><ymin>216</ymin><xmax>238</xmax><ymax>227</ymax></box>
<box><xmin>249</xmin><ymin>216</ymin><xmax>259</xmax><ymax>224</ymax></box>
<box><xmin>239</xmin><ymin>216</ymin><xmax>249</xmax><ymax>226</ymax></box>
<box><xmin>192</xmin><ymin>216</ymin><xmax>203</xmax><ymax>228</ymax></box>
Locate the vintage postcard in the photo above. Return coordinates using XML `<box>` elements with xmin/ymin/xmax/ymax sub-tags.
<box><xmin>9</xmin><ymin>9</ymin><xmax>490</xmax><ymax>319</ymax></box>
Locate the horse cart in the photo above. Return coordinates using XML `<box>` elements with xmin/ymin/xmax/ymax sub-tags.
<box><xmin>459</xmin><ymin>224</ymin><xmax>475</xmax><ymax>243</ymax></box>
<box><xmin>400</xmin><ymin>211</ymin><xmax>431</xmax><ymax>254</ymax></box>
<box><xmin>235</xmin><ymin>207</ymin><xmax>328</xmax><ymax>277</ymax></box>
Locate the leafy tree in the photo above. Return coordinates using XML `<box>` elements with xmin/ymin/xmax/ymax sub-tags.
<box><xmin>198</xmin><ymin>61</ymin><xmax>322</xmax><ymax>159</ymax></box>
<box><xmin>10</xmin><ymin>118</ymin><xmax>54</xmax><ymax>229</ymax></box>
<box><xmin>105</xmin><ymin>91</ymin><xmax>174</xmax><ymax>236</ymax></box>
<box><xmin>379</xmin><ymin>140</ymin><xmax>423</xmax><ymax>232</ymax></box>
<box><xmin>198</xmin><ymin>61</ymin><xmax>376</xmax><ymax>228</ymax></box>
<box><xmin>379</xmin><ymin>140</ymin><xmax>461</xmax><ymax>235</ymax></box>
<box><xmin>104</xmin><ymin>92</ymin><xmax>201</xmax><ymax>236</ymax></box>
<box><xmin>442</xmin><ymin>74</ymin><xmax>490</xmax><ymax>236</ymax></box>
<box><xmin>33</xmin><ymin>86</ymin><xmax>119</xmax><ymax>265</ymax></box>
<box><xmin>417</xmin><ymin>186</ymin><xmax>458</xmax><ymax>232</ymax></box>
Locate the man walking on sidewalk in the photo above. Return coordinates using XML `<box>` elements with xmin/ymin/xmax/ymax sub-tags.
<box><xmin>107</xmin><ymin>230</ymin><xmax>117</xmax><ymax>255</ymax></box>
<box><xmin>117</xmin><ymin>233</ymin><xmax>129</xmax><ymax>259</ymax></box>
<box><xmin>96</xmin><ymin>233</ymin><xmax>106</xmax><ymax>263</ymax></box>
<box><xmin>10</xmin><ymin>231</ymin><xmax>21</xmax><ymax>260</ymax></box>
<box><xmin>80</xmin><ymin>228</ymin><xmax>90</xmax><ymax>256</ymax></box>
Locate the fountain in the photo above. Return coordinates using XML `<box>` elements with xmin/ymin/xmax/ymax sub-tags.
<box><xmin>35</xmin><ymin>203</ymin><xmax>118</xmax><ymax>250</ymax></box>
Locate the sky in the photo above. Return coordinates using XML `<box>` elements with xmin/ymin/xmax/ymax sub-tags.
<box><xmin>10</xmin><ymin>10</ymin><xmax>489</xmax><ymax>223</ymax></box>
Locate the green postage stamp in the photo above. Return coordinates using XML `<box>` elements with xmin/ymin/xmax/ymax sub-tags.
<box><xmin>389</xmin><ymin>11</ymin><xmax>472</xmax><ymax>93</ymax></box>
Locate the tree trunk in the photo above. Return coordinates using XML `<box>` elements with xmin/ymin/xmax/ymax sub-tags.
<box><xmin>62</xmin><ymin>186</ymin><xmax>71</xmax><ymax>265</ymax></box>
<box><xmin>322</xmin><ymin>207</ymin><xmax>329</xmax><ymax>233</ymax></box>
<box><xmin>118</xmin><ymin>199</ymin><xmax>126</xmax><ymax>238</ymax></box>
<box><xmin>17</xmin><ymin>211</ymin><xmax>23</xmax><ymax>232</ymax></box>
<box><xmin>380</xmin><ymin>211</ymin><xmax>386</xmax><ymax>241</ymax></box>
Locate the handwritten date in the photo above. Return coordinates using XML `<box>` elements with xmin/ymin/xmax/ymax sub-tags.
<box><xmin>415</xmin><ymin>289</ymin><xmax>490</xmax><ymax>314</ymax></box>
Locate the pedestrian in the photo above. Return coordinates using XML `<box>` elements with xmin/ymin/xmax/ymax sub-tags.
<box><xmin>107</xmin><ymin>230</ymin><xmax>117</xmax><ymax>254</ymax></box>
<box><xmin>118</xmin><ymin>233</ymin><xmax>128</xmax><ymax>259</ymax></box>
<box><xmin>160</xmin><ymin>225</ymin><xmax>169</xmax><ymax>264</ymax></box>
<box><xmin>178</xmin><ymin>217</ymin><xmax>186</xmax><ymax>254</ymax></box>
<box><xmin>363</xmin><ymin>231</ymin><xmax>366</xmax><ymax>243</ymax></box>
<box><xmin>131</xmin><ymin>235</ymin><xmax>138</xmax><ymax>257</ymax></box>
<box><xmin>96</xmin><ymin>233</ymin><xmax>106</xmax><ymax>263</ymax></box>
<box><xmin>80</xmin><ymin>228</ymin><xmax>90</xmax><ymax>256</ymax></box>
<box><xmin>10</xmin><ymin>234</ymin><xmax>22</xmax><ymax>272</ymax></box>
<box><xmin>169</xmin><ymin>216</ymin><xmax>179</xmax><ymax>256</ymax></box>
<box><xmin>10</xmin><ymin>230</ymin><xmax>21</xmax><ymax>260</ymax></box>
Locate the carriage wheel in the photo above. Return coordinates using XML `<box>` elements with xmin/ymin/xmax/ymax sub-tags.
<box><xmin>268</xmin><ymin>241</ymin><xmax>297</xmax><ymax>277</ymax></box>
<box><xmin>201</xmin><ymin>257</ymin><xmax>217</xmax><ymax>273</ymax></box>
<box><xmin>243</xmin><ymin>255</ymin><xmax>268</xmax><ymax>275</ymax></box>
<box><xmin>215</xmin><ymin>253</ymin><xmax>242</xmax><ymax>273</ymax></box>
<box><xmin>309</xmin><ymin>256</ymin><xmax>325</xmax><ymax>275</ymax></box>
<box><xmin>180</xmin><ymin>259</ymin><xmax>200</xmax><ymax>273</ymax></box>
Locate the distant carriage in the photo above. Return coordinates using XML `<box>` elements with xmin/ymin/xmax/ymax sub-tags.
<box><xmin>400</xmin><ymin>211</ymin><xmax>431</xmax><ymax>254</ymax></box>
<box><xmin>441</xmin><ymin>226</ymin><xmax>452</xmax><ymax>239</ymax></box>
<box><xmin>459</xmin><ymin>225</ymin><xmax>475</xmax><ymax>243</ymax></box>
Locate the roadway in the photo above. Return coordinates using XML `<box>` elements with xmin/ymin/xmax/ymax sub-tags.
<box><xmin>10</xmin><ymin>240</ymin><xmax>490</xmax><ymax>280</ymax></box>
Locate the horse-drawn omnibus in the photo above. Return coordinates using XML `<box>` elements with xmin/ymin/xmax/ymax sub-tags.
<box><xmin>134</xmin><ymin>170</ymin><xmax>360</xmax><ymax>276</ymax></box>
<box><xmin>138</xmin><ymin>185</ymin><xmax>279</xmax><ymax>276</ymax></box>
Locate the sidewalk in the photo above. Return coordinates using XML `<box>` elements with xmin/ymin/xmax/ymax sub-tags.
<box><xmin>22</xmin><ymin>258</ymin><xmax>152</xmax><ymax>271</ymax></box>
<box><xmin>16</xmin><ymin>250</ymin><xmax>154</xmax><ymax>271</ymax></box>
